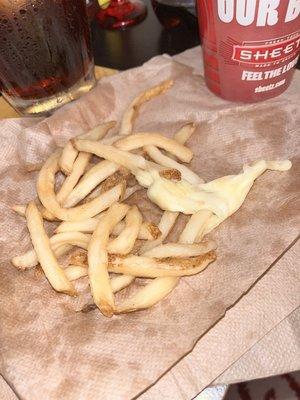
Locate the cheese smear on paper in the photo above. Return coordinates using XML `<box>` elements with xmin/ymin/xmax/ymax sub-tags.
<box><xmin>136</xmin><ymin>160</ymin><xmax>292</xmax><ymax>233</ymax></box>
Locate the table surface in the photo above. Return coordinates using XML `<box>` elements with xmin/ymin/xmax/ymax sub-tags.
<box><xmin>91</xmin><ymin>0</ymin><xmax>200</xmax><ymax>70</ymax></box>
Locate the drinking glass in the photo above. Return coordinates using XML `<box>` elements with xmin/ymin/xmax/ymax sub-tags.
<box><xmin>96</xmin><ymin>0</ymin><xmax>147</xmax><ymax>29</ymax></box>
<box><xmin>0</xmin><ymin>0</ymin><xmax>96</xmax><ymax>116</ymax></box>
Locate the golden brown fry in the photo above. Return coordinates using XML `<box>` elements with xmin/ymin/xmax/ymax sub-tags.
<box><xmin>139</xmin><ymin>211</ymin><xmax>179</xmax><ymax>254</ymax></box>
<box><xmin>110</xmin><ymin>274</ymin><xmax>135</xmax><ymax>292</ymax></box>
<box><xmin>65</xmin><ymin>249</ymin><xmax>216</xmax><ymax>277</ymax></box>
<box><xmin>11</xmin><ymin>244</ymin><xmax>72</xmax><ymax>270</ymax></box>
<box><xmin>59</xmin><ymin>121</ymin><xmax>116</xmax><ymax>175</ymax></box>
<box><xmin>141</xmin><ymin>221</ymin><xmax>161</xmax><ymax>240</ymax></box>
<box><xmin>37</xmin><ymin>151</ymin><xmax>124</xmax><ymax>221</ymax></box>
<box><xmin>64</xmin><ymin>266</ymin><xmax>88</xmax><ymax>281</ymax></box>
<box><xmin>59</xmin><ymin>142</ymin><xmax>78</xmax><ymax>176</ymax></box>
<box><xmin>56</xmin><ymin>151</ymin><xmax>91</xmax><ymax>205</ymax></box>
<box><xmin>107</xmin><ymin>251</ymin><xmax>216</xmax><ymax>278</ymax></box>
<box><xmin>174</xmin><ymin>122</ymin><xmax>196</xmax><ymax>144</ymax></box>
<box><xmin>142</xmin><ymin>240</ymin><xmax>216</xmax><ymax>258</ymax></box>
<box><xmin>25</xmin><ymin>201</ymin><xmax>76</xmax><ymax>296</ymax></box>
<box><xmin>108</xmin><ymin>205</ymin><xmax>143</xmax><ymax>255</ymax></box>
<box><xmin>159</xmin><ymin>168</ymin><xmax>181</xmax><ymax>181</ymax></box>
<box><xmin>64</xmin><ymin>160</ymin><xmax>119</xmax><ymax>207</ymax></box>
<box><xmin>12</xmin><ymin>204</ymin><xmax>30</xmax><ymax>217</ymax></box>
<box><xmin>88</xmin><ymin>203</ymin><xmax>129</xmax><ymax>317</ymax></box>
<box><xmin>119</xmin><ymin>80</ymin><xmax>173</xmax><ymax>135</ymax></box>
<box><xmin>145</xmin><ymin>145</ymin><xmax>203</xmax><ymax>184</ymax></box>
<box><xmin>11</xmin><ymin>232</ymin><xmax>91</xmax><ymax>269</ymax></box>
<box><xmin>115</xmin><ymin>133</ymin><xmax>193</xmax><ymax>163</ymax></box>
<box><xmin>179</xmin><ymin>210</ymin><xmax>213</xmax><ymax>244</ymax></box>
<box><xmin>116</xmin><ymin>276</ymin><xmax>178</xmax><ymax>313</ymax></box>
<box><xmin>56</xmin><ymin>216</ymin><xmax>160</xmax><ymax>240</ymax></box>
<box><xmin>64</xmin><ymin>267</ymin><xmax>135</xmax><ymax>293</ymax></box>
<box><xmin>99</xmin><ymin>168</ymin><xmax>131</xmax><ymax>195</ymax></box>
<box><xmin>73</xmin><ymin>140</ymin><xmax>148</xmax><ymax>172</ymax></box>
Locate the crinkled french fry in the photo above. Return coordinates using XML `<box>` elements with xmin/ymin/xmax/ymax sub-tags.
<box><xmin>24</xmin><ymin>202</ymin><xmax>76</xmax><ymax>296</ymax></box>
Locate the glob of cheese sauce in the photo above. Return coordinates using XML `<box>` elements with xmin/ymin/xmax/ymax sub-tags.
<box><xmin>135</xmin><ymin>159</ymin><xmax>292</xmax><ymax>234</ymax></box>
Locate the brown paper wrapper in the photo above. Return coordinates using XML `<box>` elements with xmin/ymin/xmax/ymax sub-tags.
<box><xmin>140</xmin><ymin>240</ymin><xmax>300</xmax><ymax>400</ymax></box>
<box><xmin>0</xmin><ymin>48</ymin><xmax>299</xmax><ymax>400</ymax></box>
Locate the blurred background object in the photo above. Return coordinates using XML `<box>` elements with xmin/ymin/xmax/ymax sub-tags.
<box><xmin>96</xmin><ymin>0</ymin><xmax>147</xmax><ymax>29</ymax></box>
<box><xmin>90</xmin><ymin>0</ymin><xmax>199</xmax><ymax>69</ymax></box>
<box><xmin>151</xmin><ymin>0</ymin><xmax>197</xmax><ymax>30</ymax></box>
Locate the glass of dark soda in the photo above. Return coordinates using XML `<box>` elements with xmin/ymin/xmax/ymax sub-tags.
<box><xmin>0</xmin><ymin>0</ymin><xmax>96</xmax><ymax>116</ymax></box>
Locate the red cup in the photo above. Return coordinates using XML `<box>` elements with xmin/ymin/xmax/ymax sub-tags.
<box><xmin>197</xmin><ymin>0</ymin><xmax>300</xmax><ymax>102</ymax></box>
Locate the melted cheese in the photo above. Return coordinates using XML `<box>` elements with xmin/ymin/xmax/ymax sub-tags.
<box><xmin>135</xmin><ymin>159</ymin><xmax>292</xmax><ymax>233</ymax></box>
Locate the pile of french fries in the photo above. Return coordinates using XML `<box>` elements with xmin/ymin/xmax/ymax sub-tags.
<box><xmin>11</xmin><ymin>79</ymin><xmax>219</xmax><ymax>317</ymax></box>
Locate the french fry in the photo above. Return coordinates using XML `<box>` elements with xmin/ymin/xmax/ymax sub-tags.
<box><xmin>115</xmin><ymin>276</ymin><xmax>178</xmax><ymax>313</ymax></box>
<box><xmin>110</xmin><ymin>274</ymin><xmax>135</xmax><ymax>292</ymax></box>
<box><xmin>25</xmin><ymin>202</ymin><xmax>76</xmax><ymax>296</ymax></box>
<box><xmin>83</xmin><ymin>182</ymin><xmax>140</xmax><ymax>204</ymax></box>
<box><xmin>59</xmin><ymin>142</ymin><xmax>78</xmax><ymax>176</ymax></box>
<box><xmin>59</xmin><ymin>121</ymin><xmax>116</xmax><ymax>175</ymax></box>
<box><xmin>119</xmin><ymin>80</ymin><xmax>173</xmax><ymax>135</ymax></box>
<box><xmin>37</xmin><ymin>151</ymin><xmax>124</xmax><ymax>221</ymax></box>
<box><xmin>115</xmin><ymin>133</ymin><xmax>193</xmax><ymax>163</ymax></box>
<box><xmin>12</xmin><ymin>244</ymin><xmax>72</xmax><ymax>270</ymax></box>
<box><xmin>12</xmin><ymin>204</ymin><xmax>33</xmax><ymax>217</ymax></box>
<box><xmin>12</xmin><ymin>232</ymin><xmax>91</xmax><ymax>269</ymax></box>
<box><xmin>78</xmin><ymin>274</ymin><xmax>136</xmax><ymax>313</ymax></box>
<box><xmin>144</xmin><ymin>145</ymin><xmax>203</xmax><ymax>184</ymax></box>
<box><xmin>179</xmin><ymin>210</ymin><xmax>213</xmax><ymax>244</ymax></box>
<box><xmin>73</xmin><ymin>140</ymin><xmax>148</xmax><ymax>172</ymax></box>
<box><xmin>108</xmin><ymin>206</ymin><xmax>143</xmax><ymax>255</ymax></box>
<box><xmin>56</xmin><ymin>151</ymin><xmax>91</xmax><ymax>205</ymax></box>
<box><xmin>122</xmin><ymin>179</ymin><xmax>204</xmax><ymax>313</ymax></box>
<box><xmin>142</xmin><ymin>240</ymin><xmax>216</xmax><ymax>258</ymax></box>
<box><xmin>56</xmin><ymin>216</ymin><xmax>161</xmax><ymax>240</ymax></box>
<box><xmin>174</xmin><ymin>122</ymin><xmax>196</xmax><ymax>144</ymax></box>
<box><xmin>68</xmin><ymin>250</ymin><xmax>216</xmax><ymax>278</ymax></box>
<box><xmin>65</xmin><ymin>267</ymin><xmax>135</xmax><ymax>292</ymax></box>
<box><xmin>88</xmin><ymin>203</ymin><xmax>129</xmax><ymax>317</ymax></box>
<box><xmin>107</xmin><ymin>251</ymin><xmax>216</xmax><ymax>278</ymax></box>
<box><xmin>64</xmin><ymin>160</ymin><xmax>119</xmax><ymax>207</ymax></box>
<box><xmin>139</xmin><ymin>211</ymin><xmax>179</xmax><ymax>254</ymax></box>
<box><xmin>64</xmin><ymin>266</ymin><xmax>88</xmax><ymax>281</ymax></box>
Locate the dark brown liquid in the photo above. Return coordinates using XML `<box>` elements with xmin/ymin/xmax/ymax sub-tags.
<box><xmin>0</xmin><ymin>0</ymin><xmax>93</xmax><ymax>100</ymax></box>
<box><xmin>151</xmin><ymin>0</ymin><xmax>197</xmax><ymax>30</ymax></box>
